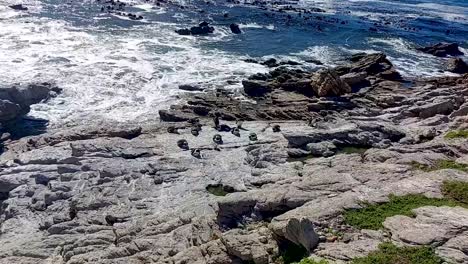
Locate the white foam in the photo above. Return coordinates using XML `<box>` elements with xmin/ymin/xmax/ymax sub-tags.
<box><xmin>0</xmin><ymin>16</ymin><xmax>267</xmax><ymax>126</ymax></box>
<box><xmin>239</xmin><ymin>23</ymin><xmax>275</xmax><ymax>30</ymax></box>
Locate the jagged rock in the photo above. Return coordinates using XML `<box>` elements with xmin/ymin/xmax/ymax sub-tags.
<box><xmin>230</xmin><ymin>23</ymin><xmax>242</xmax><ymax>34</ymax></box>
<box><xmin>159</xmin><ymin>109</ymin><xmax>197</xmax><ymax>122</ymax></box>
<box><xmin>340</xmin><ymin>72</ymin><xmax>368</xmax><ymax>87</ymax></box>
<box><xmin>221</xmin><ymin>228</ymin><xmax>278</xmax><ymax>264</ymax></box>
<box><xmin>315</xmin><ymin>238</ymin><xmax>380</xmax><ymax>260</ymax></box>
<box><xmin>384</xmin><ymin>206</ymin><xmax>468</xmax><ymax>263</ymax></box>
<box><xmin>306</xmin><ymin>141</ymin><xmax>337</xmax><ymax>157</ymax></box>
<box><xmin>0</xmin><ymin>83</ymin><xmax>60</xmax><ymax>122</ymax></box>
<box><xmin>310</xmin><ymin>69</ymin><xmax>351</xmax><ymax>97</ymax></box>
<box><xmin>417</xmin><ymin>43</ymin><xmax>464</xmax><ymax>57</ymax></box>
<box><xmin>176</xmin><ymin>21</ymin><xmax>215</xmax><ymax>35</ymax></box>
<box><xmin>446</xmin><ymin>58</ymin><xmax>468</xmax><ymax>74</ymax></box>
<box><xmin>349</xmin><ymin>53</ymin><xmax>393</xmax><ymax>75</ymax></box>
<box><xmin>179</xmin><ymin>84</ymin><xmax>203</xmax><ymax>91</ymax></box>
<box><xmin>242</xmin><ymin>80</ymin><xmax>272</xmax><ymax>97</ymax></box>
<box><xmin>9</xmin><ymin>4</ymin><xmax>28</xmax><ymax>11</ymax></box>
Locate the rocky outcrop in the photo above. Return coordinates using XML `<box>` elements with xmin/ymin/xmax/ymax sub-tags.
<box><xmin>176</xmin><ymin>21</ymin><xmax>215</xmax><ymax>35</ymax></box>
<box><xmin>0</xmin><ymin>83</ymin><xmax>60</xmax><ymax>123</ymax></box>
<box><xmin>1</xmin><ymin>56</ymin><xmax>468</xmax><ymax>264</ymax></box>
<box><xmin>446</xmin><ymin>58</ymin><xmax>468</xmax><ymax>74</ymax></box>
<box><xmin>310</xmin><ymin>69</ymin><xmax>351</xmax><ymax>97</ymax></box>
<box><xmin>230</xmin><ymin>23</ymin><xmax>242</xmax><ymax>34</ymax></box>
<box><xmin>417</xmin><ymin>43</ymin><xmax>464</xmax><ymax>57</ymax></box>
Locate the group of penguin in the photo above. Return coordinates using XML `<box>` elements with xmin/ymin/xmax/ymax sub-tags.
<box><xmin>170</xmin><ymin>116</ymin><xmax>281</xmax><ymax>159</ymax></box>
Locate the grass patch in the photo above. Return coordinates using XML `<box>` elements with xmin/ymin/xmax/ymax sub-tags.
<box><xmin>292</xmin><ymin>259</ymin><xmax>329</xmax><ymax>264</ymax></box>
<box><xmin>351</xmin><ymin>242</ymin><xmax>443</xmax><ymax>264</ymax></box>
<box><xmin>412</xmin><ymin>160</ymin><xmax>467</xmax><ymax>173</ymax></box>
<box><xmin>445</xmin><ymin>130</ymin><xmax>468</xmax><ymax>139</ymax></box>
<box><xmin>206</xmin><ymin>184</ymin><xmax>235</xmax><ymax>196</ymax></box>
<box><xmin>442</xmin><ymin>180</ymin><xmax>468</xmax><ymax>205</ymax></box>
<box><xmin>344</xmin><ymin>194</ymin><xmax>461</xmax><ymax>230</ymax></box>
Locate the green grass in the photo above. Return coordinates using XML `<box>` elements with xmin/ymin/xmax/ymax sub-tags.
<box><xmin>445</xmin><ymin>130</ymin><xmax>468</xmax><ymax>139</ymax></box>
<box><xmin>351</xmin><ymin>243</ymin><xmax>443</xmax><ymax>264</ymax></box>
<box><xmin>412</xmin><ymin>160</ymin><xmax>468</xmax><ymax>173</ymax></box>
<box><xmin>442</xmin><ymin>180</ymin><xmax>468</xmax><ymax>205</ymax></box>
<box><xmin>343</xmin><ymin>194</ymin><xmax>461</xmax><ymax>230</ymax></box>
<box><xmin>292</xmin><ymin>259</ymin><xmax>329</xmax><ymax>264</ymax></box>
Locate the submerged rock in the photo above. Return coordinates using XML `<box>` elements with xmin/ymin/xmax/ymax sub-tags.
<box><xmin>9</xmin><ymin>4</ymin><xmax>28</xmax><ymax>11</ymax></box>
<box><xmin>417</xmin><ymin>43</ymin><xmax>464</xmax><ymax>57</ymax></box>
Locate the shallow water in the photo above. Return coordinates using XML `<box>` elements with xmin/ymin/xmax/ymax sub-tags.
<box><xmin>0</xmin><ymin>0</ymin><xmax>467</xmax><ymax>126</ymax></box>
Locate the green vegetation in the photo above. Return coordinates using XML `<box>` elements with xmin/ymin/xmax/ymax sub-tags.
<box><xmin>343</xmin><ymin>194</ymin><xmax>461</xmax><ymax>230</ymax></box>
<box><xmin>292</xmin><ymin>258</ymin><xmax>329</xmax><ymax>264</ymax></box>
<box><xmin>445</xmin><ymin>130</ymin><xmax>468</xmax><ymax>139</ymax></box>
<box><xmin>442</xmin><ymin>180</ymin><xmax>468</xmax><ymax>205</ymax></box>
<box><xmin>206</xmin><ymin>184</ymin><xmax>234</xmax><ymax>196</ymax></box>
<box><xmin>411</xmin><ymin>160</ymin><xmax>468</xmax><ymax>173</ymax></box>
<box><xmin>351</xmin><ymin>243</ymin><xmax>443</xmax><ymax>264</ymax></box>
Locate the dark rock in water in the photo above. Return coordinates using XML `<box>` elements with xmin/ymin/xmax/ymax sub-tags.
<box><xmin>262</xmin><ymin>58</ymin><xmax>279</xmax><ymax>67</ymax></box>
<box><xmin>175</xmin><ymin>28</ymin><xmax>191</xmax><ymax>35</ymax></box>
<box><xmin>378</xmin><ymin>69</ymin><xmax>402</xmax><ymax>81</ymax></box>
<box><xmin>230</xmin><ymin>23</ymin><xmax>242</xmax><ymax>34</ymax></box>
<box><xmin>179</xmin><ymin>84</ymin><xmax>203</xmax><ymax>91</ymax></box>
<box><xmin>417</xmin><ymin>43</ymin><xmax>464</xmax><ymax>57</ymax></box>
<box><xmin>244</xmin><ymin>58</ymin><xmax>259</xmax><ymax>64</ymax></box>
<box><xmin>0</xmin><ymin>83</ymin><xmax>59</xmax><ymax>122</ymax></box>
<box><xmin>280</xmin><ymin>60</ymin><xmax>301</xmax><ymax>66</ymax></box>
<box><xmin>175</xmin><ymin>22</ymin><xmax>215</xmax><ymax>36</ymax></box>
<box><xmin>349</xmin><ymin>53</ymin><xmax>393</xmax><ymax>75</ymax></box>
<box><xmin>446</xmin><ymin>58</ymin><xmax>468</xmax><ymax>74</ymax></box>
<box><xmin>305</xmin><ymin>59</ymin><xmax>323</xmax><ymax>65</ymax></box>
<box><xmin>9</xmin><ymin>4</ymin><xmax>28</xmax><ymax>11</ymax></box>
<box><xmin>242</xmin><ymin>80</ymin><xmax>272</xmax><ymax>97</ymax></box>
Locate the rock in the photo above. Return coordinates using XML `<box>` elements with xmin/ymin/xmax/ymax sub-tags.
<box><xmin>175</xmin><ymin>21</ymin><xmax>215</xmax><ymax>36</ymax></box>
<box><xmin>159</xmin><ymin>109</ymin><xmax>197</xmax><ymax>122</ymax></box>
<box><xmin>221</xmin><ymin>228</ymin><xmax>278</xmax><ymax>263</ymax></box>
<box><xmin>262</xmin><ymin>58</ymin><xmax>279</xmax><ymax>68</ymax></box>
<box><xmin>306</xmin><ymin>141</ymin><xmax>337</xmax><ymax>157</ymax></box>
<box><xmin>179</xmin><ymin>84</ymin><xmax>203</xmax><ymax>91</ymax></box>
<box><xmin>310</xmin><ymin>69</ymin><xmax>352</xmax><ymax>97</ymax></box>
<box><xmin>0</xmin><ymin>83</ymin><xmax>59</xmax><ymax>122</ymax></box>
<box><xmin>9</xmin><ymin>4</ymin><xmax>28</xmax><ymax>11</ymax></box>
<box><xmin>340</xmin><ymin>72</ymin><xmax>368</xmax><ymax>87</ymax></box>
<box><xmin>230</xmin><ymin>23</ymin><xmax>242</xmax><ymax>34</ymax></box>
<box><xmin>417</xmin><ymin>43</ymin><xmax>464</xmax><ymax>57</ymax></box>
<box><xmin>349</xmin><ymin>53</ymin><xmax>394</xmax><ymax>75</ymax></box>
<box><xmin>315</xmin><ymin>238</ymin><xmax>380</xmax><ymax>260</ymax></box>
<box><xmin>242</xmin><ymin>80</ymin><xmax>272</xmax><ymax>97</ymax></box>
<box><xmin>384</xmin><ymin>206</ymin><xmax>468</xmax><ymax>263</ymax></box>
<box><xmin>446</xmin><ymin>58</ymin><xmax>468</xmax><ymax>74</ymax></box>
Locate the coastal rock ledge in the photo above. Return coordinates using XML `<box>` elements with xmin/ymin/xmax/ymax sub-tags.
<box><xmin>0</xmin><ymin>57</ymin><xmax>467</xmax><ymax>264</ymax></box>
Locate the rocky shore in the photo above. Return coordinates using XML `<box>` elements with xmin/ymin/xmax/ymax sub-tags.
<box><xmin>0</xmin><ymin>52</ymin><xmax>467</xmax><ymax>264</ymax></box>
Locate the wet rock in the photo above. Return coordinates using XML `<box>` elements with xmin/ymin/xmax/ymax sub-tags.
<box><xmin>417</xmin><ymin>43</ymin><xmax>464</xmax><ymax>57</ymax></box>
<box><xmin>9</xmin><ymin>4</ymin><xmax>28</xmax><ymax>11</ymax></box>
<box><xmin>242</xmin><ymin>80</ymin><xmax>272</xmax><ymax>97</ymax></box>
<box><xmin>176</xmin><ymin>21</ymin><xmax>215</xmax><ymax>36</ymax></box>
<box><xmin>230</xmin><ymin>23</ymin><xmax>242</xmax><ymax>34</ymax></box>
<box><xmin>179</xmin><ymin>84</ymin><xmax>203</xmax><ymax>91</ymax></box>
<box><xmin>446</xmin><ymin>58</ymin><xmax>468</xmax><ymax>74</ymax></box>
<box><xmin>310</xmin><ymin>69</ymin><xmax>352</xmax><ymax>97</ymax></box>
<box><xmin>0</xmin><ymin>83</ymin><xmax>59</xmax><ymax>122</ymax></box>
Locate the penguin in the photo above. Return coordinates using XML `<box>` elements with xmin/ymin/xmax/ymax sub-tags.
<box><xmin>213</xmin><ymin>116</ymin><xmax>220</xmax><ymax>128</ymax></box>
<box><xmin>177</xmin><ymin>139</ymin><xmax>189</xmax><ymax>150</ymax></box>
<box><xmin>236</xmin><ymin>119</ymin><xmax>244</xmax><ymax>129</ymax></box>
<box><xmin>272</xmin><ymin>124</ymin><xmax>281</xmax><ymax>133</ymax></box>
<box><xmin>249</xmin><ymin>132</ymin><xmax>258</xmax><ymax>141</ymax></box>
<box><xmin>191</xmin><ymin>148</ymin><xmax>202</xmax><ymax>159</ymax></box>
<box><xmin>191</xmin><ymin>127</ymin><xmax>200</xmax><ymax>137</ymax></box>
<box><xmin>167</xmin><ymin>126</ymin><xmax>179</xmax><ymax>134</ymax></box>
<box><xmin>213</xmin><ymin>134</ymin><xmax>223</xmax><ymax>144</ymax></box>
<box><xmin>231</xmin><ymin>127</ymin><xmax>240</xmax><ymax>137</ymax></box>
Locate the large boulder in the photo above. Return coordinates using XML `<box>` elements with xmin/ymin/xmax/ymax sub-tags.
<box><xmin>0</xmin><ymin>83</ymin><xmax>59</xmax><ymax>122</ymax></box>
<box><xmin>417</xmin><ymin>43</ymin><xmax>464</xmax><ymax>57</ymax></box>
<box><xmin>310</xmin><ymin>69</ymin><xmax>351</xmax><ymax>97</ymax></box>
<box><xmin>349</xmin><ymin>53</ymin><xmax>393</xmax><ymax>75</ymax></box>
<box><xmin>230</xmin><ymin>23</ymin><xmax>242</xmax><ymax>34</ymax></box>
<box><xmin>242</xmin><ymin>80</ymin><xmax>272</xmax><ymax>97</ymax></box>
<box><xmin>446</xmin><ymin>58</ymin><xmax>468</xmax><ymax>74</ymax></box>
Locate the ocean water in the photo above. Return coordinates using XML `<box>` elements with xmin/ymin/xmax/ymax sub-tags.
<box><xmin>0</xmin><ymin>0</ymin><xmax>467</xmax><ymax>126</ymax></box>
